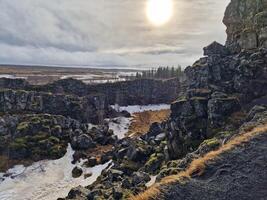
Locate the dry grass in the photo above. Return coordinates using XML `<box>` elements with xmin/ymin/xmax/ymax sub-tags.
<box><xmin>85</xmin><ymin>144</ymin><xmax>113</xmax><ymax>162</ymax></box>
<box><xmin>130</xmin><ymin>122</ymin><xmax>267</xmax><ymax>200</ymax></box>
<box><xmin>127</xmin><ymin>109</ymin><xmax>170</xmax><ymax>138</ymax></box>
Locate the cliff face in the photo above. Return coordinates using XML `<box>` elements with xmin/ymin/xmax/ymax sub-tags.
<box><xmin>0</xmin><ymin>77</ymin><xmax>180</xmax><ymax>107</ymax></box>
<box><xmin>33</xmin><ymin>78</ymin><xmax>180</xmax><ymax>106</ymax></box>
<box><xmin>163</xmin><ymin>0</ymin><xmax>267</xmax><ymax>159</ymax></box>
<box><xmin>0</xmin><ymin>89</ymin><xmax>107</xmax><ymax>123</ymax></box>
<box><xmin>223</xmin><ymin>0</ymin><xmax>267</xmax><ymax>52</ymax></box>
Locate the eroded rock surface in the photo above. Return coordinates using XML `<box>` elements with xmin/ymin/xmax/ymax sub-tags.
<box><xmin>223</xmin><ymin>0</ymin><xmax>267</xmax><ymax>52</ymax></box>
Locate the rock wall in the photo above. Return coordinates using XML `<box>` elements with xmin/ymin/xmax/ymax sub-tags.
<box><xmin>0</xmin><ymin>77</ymin><xmax>180</xmax><ymax>106</ymax></box>
<box><xmin>0</xmin><ymin>89</ymin><xmax>108</xmax><ymax>123</ymax></box>
<box><xmin>145</xmin><ymin>1</ymin><xmax>267</xmax><ymax>160</ymax></box>
<box><xmin>0</xmin><ymin>78</ymin><xmax>29</xmax><ymax>90</ymax></box>
<box><xmin>87</xmin><ymin>78</ymin><xmax>180</xmax><ymax>106</ymax></box>
<box><xmin>223</xmin><ymin>0</ymin><xmax>267</xmax><ymax>52</ymax></box>
<box><xmin>32</xmin><ymin>78</ymin><xmax>180</xmax><ymax>106</ymax></box>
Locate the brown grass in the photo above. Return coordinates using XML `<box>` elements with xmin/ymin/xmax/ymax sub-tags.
<box><xmin>130</xmin><ymin>122</ymin><xmax>267</xmax><ymax>200</ymax></box>
<box><xmin>85</xmin><ymin>144</ymin><xmax>113</xmax><ymax>162</ymax></box>
<box><xmin>128</xmin><ymin>110</ymin><xmax>170</xmax><ymax>138</ymax></box>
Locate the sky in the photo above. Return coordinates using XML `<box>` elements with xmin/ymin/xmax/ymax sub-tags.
<box><xmin>0</xmin><ymin>0</ymin><xmax>230</xmax><ymax>69</ymax></box>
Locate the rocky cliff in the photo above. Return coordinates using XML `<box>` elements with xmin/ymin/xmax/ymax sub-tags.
<box><xmin>31</xmin><ymin>78</ymin><xmax>180</xmax><ymax>106</ymax></box>
<box><xmin>224</xmin><ymin>0</ymin><xmax>267</xmax><ymax>53</ymax></box>
<box><xmin>0</xmin><ymin>89</ymin><xmax>108</xmax><ymax>124</ymax></box>
<box><xmin>0</xmin><ymin>77</ymin><xmax>180</xmax><ymax>107</ymax></box>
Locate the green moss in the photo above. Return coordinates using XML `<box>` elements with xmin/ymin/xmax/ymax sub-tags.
<box><xmin>145</xmin><ymin>153</ymin><xmax>164</xmax><ymax>170</ymax></box>
<box><xmin>201</xmin><ymin>138</ymin><xmax>220</xmax><ymax>148</ymax></box>
<box><xmin>32</xmin><ymin>132</ymin><xmax>49</xmax><ymax>141</ymax></box>
<box><xmin>121</xmin><ymin>160</ymin><xmax>140</xmax><ymax>171</ymax></box>
<box><xmin>31</xmin><ymin>116</ymin><xmax>41</xmax><ymax>124</ymax></box>
<box><xmin>49</xmin><ymin>145</ymin><xmax>66</xmax><ymax>158</ymax></box>
<box><xmin>217</xmin><ymin>131</ymin><xmax>232</xmax><ymax>137</ymax></box>
<box><xmin>17</xmin><ymin>122</ymin><xmax>29</xmax><ymax>131</ymax></box>
<box><xmin>48</xmin><ymin>136</ymin><xmax>60</xmax><ymax>144</ymax></box>
<box><xmin>10</xmin><ymin>137</ymin><xmax>28</xmax><ymax>149</ymax></box>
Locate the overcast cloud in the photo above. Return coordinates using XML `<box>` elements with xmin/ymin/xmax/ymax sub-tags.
<box><xmin>0</xmin><ymin>0</ymin><xmax>230</xmax><ymax>69</ymax></box>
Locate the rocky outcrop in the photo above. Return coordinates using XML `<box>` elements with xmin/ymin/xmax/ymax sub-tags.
<box><xmin>161</xmin><ymin>130</ymin><xmax>267</xmax><ymax>200</ymax></box>
<box><xmin>0</xmin><ymin>114</ymin><xmax>81</xmax><ymax>160</ymax></box>
<box><xmin>86</xmin><ymin>78</ymin><xmax>180</xmax><ymax>106</ymax></box>
<box><xmin>0</xmin><ymin>78</ymin><xmax>29</xmax><ymax>90</ymax></box>
<box><xmin>165</xmin><ymin>23</ymin><xmax>267</xmax><ymax>159</ymax></box>
<box><xmin>223</xmin><ymin>0</ymin><xmax>267</xmax><ymax>53</ymax></box>
<box><xmin>0</xmin><ymin>113</ymin><xmax>119</xmax><ymax>171</ymax></box>
<box><xmin>0</xmin><ymin>77</ymin><xmax>181</xmax><ymax>106</ymax></box>
<box><xmin>0</xmin><ymin>89</ymin><xmax>108</xmax><ymax>123</ymax></box>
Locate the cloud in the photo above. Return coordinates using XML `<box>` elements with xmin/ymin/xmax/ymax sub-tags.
<box><xmin>0</xmin><ymin>0</ymin><xmax>230</xmax><ymax>69</ymax></box>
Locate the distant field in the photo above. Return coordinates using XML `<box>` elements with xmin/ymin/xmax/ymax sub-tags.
<box><xmin>0</xmin><ymin>65</ymin><xmax>140</xmax><ymax>85</ymax></box>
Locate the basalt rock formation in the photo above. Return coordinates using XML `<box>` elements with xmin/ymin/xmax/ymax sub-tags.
<box><xmin>0</xmin><ymin>89</ymin><xmax>108</xmax><ymax>124</ymax></box>
<box><xmin>224</xmin><ymin>0</ymin><xmax>267</xmax><ymax>53</ymax></box>
<box><xmin>0</xmin><ymin>77</ymin><xmax>180</xmax><ymax>106</ymax></box>
<box><xmin>0</xmin><ymin>113</ymin><xmax>118</xmax><ymax>172</ymax></box>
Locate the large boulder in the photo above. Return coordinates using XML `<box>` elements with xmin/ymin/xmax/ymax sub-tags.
<box><xmin>203</xmin><ymin>41</ymin><xmax>229</xmax><ymax>56</ymax></box>
<box><xmin>208</xmin><ymin>93</ymin><xmax>241</xmax><ymax>127</ymax></box>
<box><xmin>72</xmin><ymin>166</ymin><xmax>83</xmax><ymax>178</ymax></box>
<box><xmin>71</xmin><ymin>134</ymin><xmax>96</xmax><ymax>150</ymax></box>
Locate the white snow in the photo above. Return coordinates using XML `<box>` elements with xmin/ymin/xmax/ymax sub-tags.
<box><xmin>0</xmin><ymin>74</ymin><xmax>26</xmax><ymax>79</ymax></box>
<box><xmin>106</xmin><ymin>117</ymin><xmax>132</xmax><ymax>139</ymax></box>
<box><xmin>112</xmin><ymin>104</ymin><xmax>170</xmax><ymax>114</ymax></box>
<box><xmin>145</xmin><ymin>175</ymin><xmax>157</xmax><ymax>187</ymax></box>
<box><xmin>0</xmin><ymin>144</ymin><xmax>111</xmax><ymax>200</ymax></box>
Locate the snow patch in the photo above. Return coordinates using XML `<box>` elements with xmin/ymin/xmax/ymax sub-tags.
<box><xmin>112</xmin><ymin>104</ymin><xmax>170</xmax><ymax>114</ymax></box>
<box><xmin>0</xmin><ymin>144</ymin><xmax>111</xmax><ymax>200</ymax></box>
<box><xmin>106</xmin><ymin>117</ymin><xmax>132</xmax><ymax>139</ymax></box>
<box><xmin>146</xmin><ymin>175</ymin><xmax>157</xmax><ymax>187</ymax></box>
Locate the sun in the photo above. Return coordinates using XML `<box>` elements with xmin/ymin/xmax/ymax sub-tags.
<box><xmin>146</xmin><ymin>0</ymin><xmax>173</xmax><ymax>26</ymax></box>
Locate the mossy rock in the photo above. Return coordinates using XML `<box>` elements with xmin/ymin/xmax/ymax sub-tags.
<box><xmin>255</xmin><ymin>11</ymin><xmax>267</xmax><ymax>26</ymax></box>
<box><xmin>48</xmin><ymin>136</ymin><xmax>60</xmax><ymax>144</ymax></box>
<box><xmin>51</xmin><ymin>125</ymin><xmax>62</xmax><ymax>133</ymax></box>
<box><xmin>201</xmin><ymin>138</ymin><xmax>220</xmax><ymax>148</ymax></box>
<box><xmin>145</xmin><ymin>153</ymin><xmax>165</xmax><ymax>173</ymax></box>
<box><xmin>49</xmin><ymin>144</ymin><xmax>66</xmax><ymax>158</ymax></box>
<box><xmin>31</xmin><ymin>116</ymin><xmax>42</xmax><ymax>124</ymax></box>
<box><xmin>17</xmin><ymin>122</ymin><xmax>29</xmax><ymax>131</ymax></box>
<box><xmin>159</xmin><ymin>167</ymin><xmax>182</xmax><ymax>178</ymax></box>
<box><xmin>32</xmin><ymin>132</ymin><xmax>49</xmax><ymax>141</ymax></box>
<box><xmin>9</xmin><ymin>137</ymin><xmax>28</xmax><ymax>150</ymax></box>
<box><xmin>121</xmin><ymin>159</ymin><xmax>140</xmax><ymax>172</ymax></box>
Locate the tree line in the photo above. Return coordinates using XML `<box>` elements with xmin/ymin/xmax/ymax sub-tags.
<box><xmin>135</xmin><ymin>66</ymin><xmax>183</xmax><ymax>79</ymax></box>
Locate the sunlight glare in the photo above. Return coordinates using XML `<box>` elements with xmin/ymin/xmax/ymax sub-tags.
<box><xmin>146</xmin><ymin>0</ymin><xmax>174</xmax><ymax>26</ymax></box>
